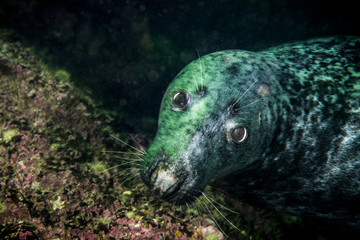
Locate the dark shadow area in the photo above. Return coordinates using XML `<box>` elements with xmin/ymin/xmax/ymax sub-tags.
<box><xmin>1</xmin><ymin>0</ymin><xmax>359</xmax><ymax>125</ymax></box>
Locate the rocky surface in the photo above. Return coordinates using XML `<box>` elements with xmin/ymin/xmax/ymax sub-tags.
<box><xmin>0</xmin><ymin>33</ymin><xmax>230</xmax><ymax>239</ymax></box>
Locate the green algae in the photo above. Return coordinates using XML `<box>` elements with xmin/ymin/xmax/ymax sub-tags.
<box><xmin>0</xmin><ymin>201</ymin><xmax>7</xmax><ymax>213</ymax></box>
<box><xmin>100</xmin><ymin>216</ymin><xmax>112</xmax><ymax>225</ymax></box>
<box><xmin>122</xmin><ymin>190</ymin><xmax>132</xmax><ymax>196</ymax></box>
<box><xmin>205</xmin><ymin>233</ymin><xmax>222</xmax><ymax>240</ymax></box>
<box><xmin>87</xmin><ymin>161</ymin><xmax>108</xmax><ymax>175</ymax></box>
<box><xmin>50</xmin><ymin>196</ymin><xmax>65</xmax><ymax>211</ymax></box>
<box><xmin>1</xmin><ymin>128</ymin><xmax>18</xmax><ymax>143</ymax></box>
<box><xmin>54</xmin><ymin>69</ymin><xmax>71</xmax><ymax>82</ymax></box>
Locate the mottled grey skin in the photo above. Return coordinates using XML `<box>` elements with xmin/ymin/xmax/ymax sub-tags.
<box><xmin>141</xmin><ymin>37</ymin><xmax>360</xmax><ymax>228</ymax></box>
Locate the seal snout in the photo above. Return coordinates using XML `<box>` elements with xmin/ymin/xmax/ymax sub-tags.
<box><xmin>152</xmin><ymin>168</ymin><xmax>186</xmax><ymax>200</ymax></box>
<box><xmin>142</xmin><ymin>155</ymin><xmax>188</xmax><ymax>201</ymax></box>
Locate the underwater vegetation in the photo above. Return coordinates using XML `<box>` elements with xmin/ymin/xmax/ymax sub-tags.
<box><xmin>1</xmin><ymin>31</ymin><xmax>357</xmax><ymax>240</ymax></box>
<box><xmin>0</xmin><ymin>32</ymin><xmax>233</xmax><ymax>239</ymax></box>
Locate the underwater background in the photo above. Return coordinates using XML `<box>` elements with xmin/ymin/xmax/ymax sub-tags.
<box><xmin>1</xmin><ymin>0</ymin><xmax>360</xmax><ymax>239</ymax></box>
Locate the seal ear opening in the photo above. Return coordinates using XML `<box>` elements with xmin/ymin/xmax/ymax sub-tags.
<box><xmin>256</xmin><ymin>83</ymin><xmax>271</xmax><ymax>97</ymax></box>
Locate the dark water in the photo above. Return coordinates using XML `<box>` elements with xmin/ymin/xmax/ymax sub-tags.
<box><xmin>1</xmin><ymin>1</ymin><xmax>360</xmax><ymax>239</ymax></box>
<box><xmin>1</xmin><ymin>0</ymin><xmax>359</xmax><ymax>127</ymax></box>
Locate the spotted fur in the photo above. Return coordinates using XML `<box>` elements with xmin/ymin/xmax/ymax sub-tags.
<box><xmin>141</xmin><ymin>37</ymin><xmax>360</xmax><ymax>228</ymax></box>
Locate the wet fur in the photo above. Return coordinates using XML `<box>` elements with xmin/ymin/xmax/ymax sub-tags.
<box><xmin>142</xmin><ymin>37</ymin><xmax>360</xmax><ymax>228</ymax></box>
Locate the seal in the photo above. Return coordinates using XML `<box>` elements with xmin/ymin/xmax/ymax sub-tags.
<box><xmin>141</xmin><ymin>37</ymin><xmax>360</xmax><ymax>228</ymax></box>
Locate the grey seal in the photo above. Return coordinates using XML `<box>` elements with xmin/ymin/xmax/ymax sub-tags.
<box><xmin>141</xmin><ymin>37</ymin><xmax>360</xmax><ymax>228</ymax></box>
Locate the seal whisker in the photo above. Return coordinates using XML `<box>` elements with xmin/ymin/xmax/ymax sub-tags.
<box><xmin>117</xmin><ymin>172</ymin><xmax>141</xmax><ymax>186</ymax></box>
<box><xmin>103</xmin><ymin>150</ymin><xmax>144</xmax><ymax>157</ymax></box>
<box><xmin>102</xmin><ymin>162</ymin><xmax>141</xmax><ymax>173</ymax></box>
<box><xmin>201</xmin><ymin>192</ymin><xmax>241</xmax><ymax>232</ymax></box>
<box><xmin>195</xmin><ymin>196</ymin><xmax>228</xmax><ymax>238</ymax></box>
<box><xmin>112</xmin><ymin>156</ymin><xmax>142</xmax><ymax>163</ymax></box>
<box><xmin>108</xmin><ymin>169</ymin><xmax>132</xmax><ymax>179</ymax></box>
<box><xmin>188</xmin><ymin>201</ymin><xmax>204</xmax><ymax>231</ymax></box>
<box><xmin>196</xmin><ymin>49</ymin><xmax>205</xmax><ymax>94</ymax></box>
<box><xmin>110</xmin><ymin>134</ymin><xmax>146</xmax><ymax>155</ymax></box>
<box><xmin>234</xmin><ymin>98</ymin><xmax>264</xmax><ymax>111</ymax></box>
<box><xmin>192</xmin><ymin>74</ymin><xmax>200</xmax><ymax>93</ymax></box>
<box><xmin>201</xmin><ymin>192</ymin><xmax>239</xmax><ymax>214</ymax></box>
<box><xmin>185</xmin><ymin>201</ymin><xmax>197</xmax><ymax>220</ymax></box>
<box><xmin>185</xmin><ymin>202</ymin><xmax>196</xmax><ymax>223</ymax></box>
<box><xmin>129</xmin><ymin>134</ymin><xmax>147</xmax><ymax>155</ymax></box>
<box><xmin>231</xmin><ymin>77</ymin><xmax>258</xmax><ymax>111</ymax></box>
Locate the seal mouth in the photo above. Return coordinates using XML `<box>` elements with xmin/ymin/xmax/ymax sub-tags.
<box><xmin>141</xmin><ymin>155</ymin><xmax>191</xmax><ymax>203</ymax></box>
<box><xmin>165</xmin><ymin>182</ymin><xmax>203</xmax><ymax>205</ymax></box>
<box><xmin>151</xmin><ymin>167</ymin><xmax>189</xmax><ymax>202</ymax></box>
<box><xmin>159</xmin><ymin>176</ymin><xmax>187</xmax><ymax>201</ymax></box>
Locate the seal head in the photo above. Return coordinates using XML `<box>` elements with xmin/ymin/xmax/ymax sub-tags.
<box><xmin>141</xmin><ymin>50</ymin><xmax>281</xmax><ymax>204</ymax></box>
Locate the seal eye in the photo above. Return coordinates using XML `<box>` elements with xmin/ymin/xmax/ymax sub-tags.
<box><xmin>230</xmin><ymin>126</ymin><xmax>248</xmax><ymax>144</ymax></box>
<box><xmin>172</xmin><ymin>91</ymin><xmax>190</xmax><ymax>110</ymax></box>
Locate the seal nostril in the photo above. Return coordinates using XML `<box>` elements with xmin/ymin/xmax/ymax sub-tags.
<box><xmin>150</xmin><ymin>168</ymin><xmax>158</xmax><ymax>186</ymax></box>
<box><xmin>142</xmin><ymin>155</ymin><xmax>168</xmax><ymax>188</ymax></box>
<box><xmin>147</xmin><ymin>162</ymin><xmax>189</xmax><ymax>200</ymax></box>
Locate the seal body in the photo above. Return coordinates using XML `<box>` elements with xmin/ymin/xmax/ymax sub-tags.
<box><xmin>141</xmin><ymin>37</ymin><xmax>360</xmax><ymax>227</ymax></box>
